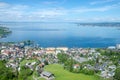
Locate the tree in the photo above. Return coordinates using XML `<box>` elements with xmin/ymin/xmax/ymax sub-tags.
<box><xmin>0</xmin><ymin>60</ymin><xmax>17</xmax><ymax>80</ymax></box>
<box><xmin>114</xmin><ymin>67</ymin><xmax>120</xmax><ymax>80</ymax></box>
<box><xmin>64</xmin><ymin>57</ymin><xmax>74</xmax><ymax>72</ymax></box>
<box><xmin>44</xmin><ymin>60</ymin><xmax>48</xmax><ymax>65</ymax></box>
<box><xmin>81</xmin><ymin>69</ymin><xmax>94</xmax><ymax>75</ymax></box>
<box><xmin>57</xmin><ymin>53</ymin><xmax>69</xmax><ymax>64</ymax></box>
<box><xmin>18</xmin><ymin>66</ymin><xmax>33</xmax><ymax>80</ymax></box>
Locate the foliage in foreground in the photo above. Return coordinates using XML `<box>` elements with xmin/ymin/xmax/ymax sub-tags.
<box><xmin>0</xmin><ymin>61</ymin><xmax>17</xmax><ymax>80</ymax></box>
<box><xmin>114</xmin><ymin>67</ymin><xmax>120</xmax><ymax>80</ymax></box>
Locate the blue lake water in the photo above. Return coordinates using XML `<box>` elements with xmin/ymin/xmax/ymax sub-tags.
<box><xmin>0</xmin><ymin>22</ymin><xmax>120</xmax><ymax>48</ymax></box>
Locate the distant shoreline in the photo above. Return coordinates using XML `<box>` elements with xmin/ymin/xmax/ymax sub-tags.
<box><xmin>0</xmin><ymin>41</ymin><xmax>117</xmax><ymax>49</ymax></box>
<box><xmin>0</xmin><ymin>26</ymin><xmax>12</xmax><ymax>38</ymax></box>
<box><xmin>75</xmin><ymin>22</ymin><xmax>120</xmax><ymax>27</ymax></box>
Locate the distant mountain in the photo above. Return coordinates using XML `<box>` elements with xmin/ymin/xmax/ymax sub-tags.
<box><xmin>75</xmin><ymin>22</ymin><xmax>120</xmax><ymax>27</ymax></box>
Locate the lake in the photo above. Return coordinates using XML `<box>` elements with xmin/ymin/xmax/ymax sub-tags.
<box><xmin>0</xmin><ymin>22</ymin><xmax>120</xmax><ymax>48</ymax></box>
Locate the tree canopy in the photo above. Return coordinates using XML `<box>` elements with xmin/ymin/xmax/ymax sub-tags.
<box><xmin>0</xmin><ymin>60</ymin><xmax>17</xmax><ymax>80</ymax></box>
<box><xmin>114</xmin><ymin>67</ymin><xmax>120</xmax><ymax>80</ymax></box>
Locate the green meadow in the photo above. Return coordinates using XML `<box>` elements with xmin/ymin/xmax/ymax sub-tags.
<box><xmin>44</xmin><ymin>64</ymin><xmax>102</xmax><ymax>80</ymax></box>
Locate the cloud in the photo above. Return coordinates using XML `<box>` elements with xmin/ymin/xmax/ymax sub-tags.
<box><xmin>90</xmin><ymin>0</ymin><xmax>115</xmax><ymax>5</ymax></box>
<box><xmin>73</xmin><ymin>2</ymin><xmax>120</xmax><ymax>13</ymax></box>
<box><xmin>32</xmin><ymin>8</ymin><xmax>66</xmax><ymax>17</ymax></box>
<box><xmin>0</xmin><ymin>1</ymin><xmax>120</xmax><ymax>22</ymax></box>
<box><xmin>0</xmin><ymin>2</ymin><xmax>67</xmax><ymax>21</ymax></box>
<box><xmin>64</xmin><ymin>17</ymin><xmax>120</xmax><ymax>22</ymax></box>
<box><xmin>89</xmin><ymin>17</ymin><xmax>120</xmax><ymax>22</ymax></box>
<box><xmin>72</xmin><ymin>7</ymin><xmax>110</xmax><ymax>13</ymax></box>
<box><xmin>41</xmin><ymin>0</ymin><xmax>67</xmax><ymax>6</ymax></box>
<box><xmin>42</xmin><ymin>1</ymin><xmax>58</xmax><ymax>5</ymax></box>
<box><xmin>0</xmin><ymin>2</ymin><xmax>10</xmax><ymax>8</ymax></box>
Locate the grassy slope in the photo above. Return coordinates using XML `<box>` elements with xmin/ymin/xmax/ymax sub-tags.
<box><xmin>44</xmin><ymin>64</ymin><xmax>100</xmax><ymax>80</ymax></box>
<box><xmin>20</xmin><ymin>59</ymin><xmax>37</xmax><ymax>66</ymax></box>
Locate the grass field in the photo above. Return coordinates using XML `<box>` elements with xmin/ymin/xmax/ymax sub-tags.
<box><xmin>20</xmin><ymin>59</ymin><xmax>37</xmax><ymax>67</ymax></box>
<box><xmin>44</xmin><ymin>64</ymin><xmax>101</xmax><ymax>80</ymax></box>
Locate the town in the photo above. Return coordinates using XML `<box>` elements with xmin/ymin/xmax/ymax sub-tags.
<box><xmin>0</xmin><ymin>41</ymin><xmax>120</xmax><ymax>80</ymax></box>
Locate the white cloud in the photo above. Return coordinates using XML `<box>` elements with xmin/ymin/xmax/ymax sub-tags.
<box><xmin>90</xmin><ymin>17</ymin><xmax>120</xmax><ymax>22</ymax></box>
<box><xmin>72</xmin><ymin>7</ymin><xmax>110</xmax><ymax>13</ymax></box>
<box><xmin>64</xmin><ymin>17</ymin><xmax>120</xmax><ymax>22</ymax></box>
<box><xmin>0</xmin><ymin>1</ymin><xmax>120</xmax><ymax>22</ymax></box>
<box><xmin>0</xmin><ymin>2</ymin><xmax>10</xmax><ymax>8</ymax></box>
<box><xmin>90</xmin><ymin>0</ymin><xmax>115</xmax><ymax>5</ymax></box>
<box><xmin>72</xmin><ymin>2</ymin><xmax>120</xmax><ymax>13</ymax></box>
<box><xmin>34</xmin><ymin>9</ymin><xmax>66</xmax><ymax>16</ymax></box>
<box><xmin>0</xmin><ymin>3</ymin><xmax>67</xmax><ymax>21</ymax></box>
<box><xmin>42</xmin><ymin>0</ymin><xmax>67</xmax><ymax>5</ymax></box>
<box><xmin>42</xmin><ymin>1</ymin><xmax>58</xmax><ymax>5</ymax></box>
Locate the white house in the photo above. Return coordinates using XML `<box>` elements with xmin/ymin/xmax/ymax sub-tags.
<box><xmin>41</xmin><ymin>71</ymin><xmax>54</xmax><ymax>80</ymax></box>
<box><xmin>116</xmin><ymin>44</ymin><xmax>120</xmax><ymax>49</ymax></box>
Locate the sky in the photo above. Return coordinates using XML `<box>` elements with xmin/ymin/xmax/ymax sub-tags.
<box><xmin>0</xmin><ymin>0</ymin><xmax>120</xmax><ymax>22</ymax></box>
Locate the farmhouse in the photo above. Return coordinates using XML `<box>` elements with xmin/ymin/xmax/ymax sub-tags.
<box><xmin>41</xmin><ymin>71</ymin><xmax>54</xmax><ymax>80</ymax></box>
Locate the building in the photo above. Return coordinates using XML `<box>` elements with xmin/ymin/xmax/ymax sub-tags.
<box><xmin>56</xmin><ymin>47</ymin><xmax>68</xmax><ymax>52</ymax></box>
<box><xmin>108</xmin><ymin>46</ymin><xmax>116</xmax><ymax>49</ymax></box>
<box><xmin>116</xmin><ymin>44</ymin><xmax>120</xmax><ymax>49</ymax></box>
<box><xmin>73</xmin><ymin>64</ymin><xmax>80</xmax><ymax>69</ymax></box>
<box><xmin>45</xmin><ymin>47</ymin><xmax>56</xmax><ymax>54</ymax></box>
<box><xmin>40</xmin><ymin>71</ymin><xmax>54</xmax><ymax>80</ymax></box>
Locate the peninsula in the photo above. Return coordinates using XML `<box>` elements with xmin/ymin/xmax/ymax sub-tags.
<box><xmin>0</xmin><ymin>26</ymin><xmax>12</xmax><ymax>38</ymax></box>
<box><xmin>76</xmin><ymin>22</ymin><xmax>120</xmax><ymax>27</ymax></box>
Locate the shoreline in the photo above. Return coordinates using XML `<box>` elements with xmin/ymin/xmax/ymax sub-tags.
<box><xmin>0</xmin><ymin>26</ymin><xmax>12</xmax><ymax>38</ymax></box>
<box><xmin>0</xmin><ymin>41</ymin><xmax>119</xmax><ymax>49</ymax></box>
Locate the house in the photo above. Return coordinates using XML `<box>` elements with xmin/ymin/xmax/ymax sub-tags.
<box><xmin>25</xmin><ymin>62</ymin><xmax>36</xmax><ymax>71</ymax></box>
<box><xmin>100</xmin><ymin>70</ymin><xmax>109</xmax><ymax>78</ymax></box>
<box><xmin>73</xmin><ymin>64</ymin><xmax>80</xmax><ymax>69</ymax></box>
<box><xmin>88</xmin><ymin>57</ymin><xmax>94</xmax><ymax>60</ymax></box>
<box><xmin>31</xmin><ymin>62</ymin><xmax>36</xmax><ymax>65</ymax></box>
<box><xmin>40</xmin><ymin>71</ymin><xmax>54</xmax><ymax>80</ymax></box>
<box><xmin>45</xmin><ymin>47</ymin><xmax>56</xmax><ymax>54</ymax></box>
<box><xmin>1</xmin><ymin>46</ymin><xmax>7</xmax><ymax>49</ymax></box>
<box><xmin>108</xmin><ymin>65</ymin><xmax>116</xmax><ymax>71</ymax></box>
<box><xmin>94</xmin><ymin>52</ymin><xmax>101</xmax><ymax>57</ymax></box>
<box><xmin>89</xmin><ymin>48</ymin><xmax>96</xmax><ymax>53</ymax></box>
<box><xmin>73</xmin><ymin>64</ymin><xmax>80</xmax><ymax>72</ymax></box>
<box><xmin>100</xmin><ymin>70</ymin><xmax>115</xmax><ymax>78</ymax></box>
<box><xmin>6</xmin><ymin>62</ymin><xmax>18</xmax><ymax>70</ymax></box>
<box><xmin>84</xmin><ymin>64</ymin><xmax>94</xmax><ymax>70</ymax></box>
<box><xmin>108</xmin><ymin>46</ymin><xmax>116</xmax><ymax>49</ymax></box>
<box><xmin>73</xmin><ymin>57</ymin><xmax>88</xmax><ymax>63</ymax></box>
<box><xmin>46</xmin><ymin>47</ymin><xmax>55</xmax><ymax>51</ymax></box>
<box><xmin>56</xmin><ymin>47</ymin><xmax>68</xmax><ymax>52</ymax></box>
<box><xmin>1</xmin><ymin>49</ymin><xmax>11</xmax><ymax>56</ymax></box>
<box><xmin>116</xmin><ymin>44</ymin><xmax>120</xmax><ymax>49</ymax></box>
<box><xmin>108</xmin><ymin>71</ymin><xmax>115</xmax><ymax>77</ymax></box>
<box><xmin>36</xmin><ymin>65</ymin><xmax>43</xmax><ymax>74</ymax></box>
<box><xmin>55</xmin><ymin>50</ymin><xmax>61</xmax><ymax>55</ymax></box>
